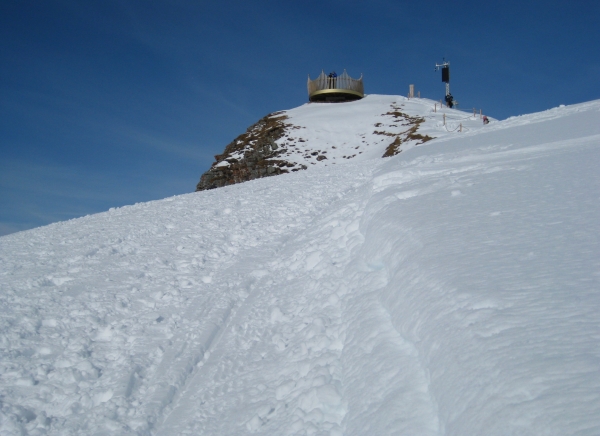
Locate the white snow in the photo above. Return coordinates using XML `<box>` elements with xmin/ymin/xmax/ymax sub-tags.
<box><xmin>1</xmin><ymin>96</ymin><xmax>599</xmax><ymax>435</ymax></box>
<box><xmin>267</xmin><ymin>95</ymin><xmax>489</xmax><ymax>168</ymax></box>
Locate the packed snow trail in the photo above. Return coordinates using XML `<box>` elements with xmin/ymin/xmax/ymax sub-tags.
<box><xmin>0</xmin><ymin>161</ymin><xmax>380</xmax><ymax>434</ymax></box>
<box><xmin>157</xmin><ymin>169</ymin><xmax>441</xmax><ymax>435</ymax></box>
<box><xmin>1</xmin><ymin>98</ymin><xmax>599</xmax><ymax>435</ymax></box>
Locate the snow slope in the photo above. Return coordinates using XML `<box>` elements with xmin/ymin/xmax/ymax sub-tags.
<box><xmin>197</xmin><ymin>95</ymin><xmax>488</xmax><ymax>189</ymax></box>
<box><xmin>270</xmin><ymin>94</ymin><xmax>483</xmax><ymax>165</ymax></box>
<box><xmin>1</xmin><ymin>97</ymin><xmax>599</xmax><ymax>435</ymax></box>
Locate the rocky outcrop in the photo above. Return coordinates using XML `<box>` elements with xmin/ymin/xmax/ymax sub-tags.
<box><xmin>196</xmin><ymin>112</ymin><xmax>305</xmax><ymax>191</ymax></box>
<box><xmin>380</xmin><ymin>106</ymin><xmax>433</xmax><ymax>157</ymax></box>
<box><xmin>196</xmin><ymin>100</ymin><xmax>436</xmax><ymax>192</ymax></box>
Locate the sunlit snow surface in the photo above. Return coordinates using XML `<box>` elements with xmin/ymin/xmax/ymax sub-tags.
<box><xmin>1</xmin><ymin>97</ymin><xmax>599</xmax><ymax>435</ymax></box>
<box><xmin>273</xmin><ymin>94</ymin><xmax>487</xmax><ymax>165</ymax></box>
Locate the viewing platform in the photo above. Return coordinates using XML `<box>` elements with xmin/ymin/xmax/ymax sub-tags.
<box><xmin>307</xmin><ymin>69</ymin><xmax>364</xmax><ymax>102</ymax></box>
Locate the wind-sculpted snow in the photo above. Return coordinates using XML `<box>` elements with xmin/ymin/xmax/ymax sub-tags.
<box><xmin>1</xmin><ymin>98</ymin><xmax>599</xmax><ymax>435</ymax></box>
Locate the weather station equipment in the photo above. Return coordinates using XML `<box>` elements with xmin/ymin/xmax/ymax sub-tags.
<box><xmin>435</xmin><ymin>59</ymin><xmax>456</xmax><ymax>108</ymax></box>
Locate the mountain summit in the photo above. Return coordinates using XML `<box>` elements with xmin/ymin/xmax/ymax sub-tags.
<box><xmin>196</xmin><ymin>95</ymin><xmax>481</xmax><ymax>190</ymax></box>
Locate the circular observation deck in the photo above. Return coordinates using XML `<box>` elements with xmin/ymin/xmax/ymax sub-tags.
<box><xmin>308</xmin><ymin>70</ymin><xmax>364</xmax><ymax>102</ymax></box>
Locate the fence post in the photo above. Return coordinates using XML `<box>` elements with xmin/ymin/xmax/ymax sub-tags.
<box><xmin>460</xmin><ymin>123</ymin><xmax>462</xmax><ymax>132</ymax></box>
<box><xmin>434</xmin><ymin>103</ymin><xmax>437</xmax><ymax>112</ymax></box>
<box><xmin>480</xmin><ymin>109</ymin><xmax>482</xmax><ymax>119</ymax></box>
<box><xmin>409</xmin><ymin>84</ymin><xmax>414</xmax><ymax>99</ymax></box>
<box><xmin>473</xmin><ymin>108</ymin><xmax>476</xmax><ymax>117</ymax></box>
<box><xmin>443</xmin><ymin>113</ymin><xmax>446</xmax><ymax>126</ymax></box>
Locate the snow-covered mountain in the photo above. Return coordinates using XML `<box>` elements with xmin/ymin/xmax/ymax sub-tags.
<box><xmin>196</xmin><ymin>95</ymin><xmax>483</xmax><ymax>190</ymax></box>
<box><xmin>1</xmin><ymin>96</ymin><xmax>599</xmax><ymax>435</ymax></box>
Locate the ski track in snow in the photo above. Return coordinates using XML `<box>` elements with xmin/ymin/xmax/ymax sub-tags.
<box><xmin>1</xmin><ymin>97</ymin><xmax>599</xmax><ymax>435</ymax></box>
<box><xmin>0</xmin><ymin>159</ymin><xmax>381</xmax><ymax>435</ymax></box>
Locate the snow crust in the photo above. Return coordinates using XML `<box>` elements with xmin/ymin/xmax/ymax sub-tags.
<box><xmin>271</xmin><ymin>95</ymin><xmax>488</xmax><ymax>166</ymax></box>
<box><xmin>1</xmin><ymin>97</ymin><xmax>599</xmax><ymax>435</ymax></box>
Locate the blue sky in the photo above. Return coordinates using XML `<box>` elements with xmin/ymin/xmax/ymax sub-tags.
<box><xmin>1</xmin><ymin>0</ymin><xmax>598</xmax><ymax>236</ymax></box>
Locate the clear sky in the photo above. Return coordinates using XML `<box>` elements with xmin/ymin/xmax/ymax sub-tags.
<box><xmin>1</xmin><ymin>0</ymin><xmax>598</xmax><ymax>236</ymax></box>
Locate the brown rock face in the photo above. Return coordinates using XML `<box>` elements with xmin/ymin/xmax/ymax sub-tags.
<box><xmin>380</xmin><ymin>106</ymin><xmax>433</xmax><ymax>158</ymax></box>
<box><xmin>196</xmin><ymin>112</ymin><xmax>303</xmax><ymax>191</ymax></box>
<box><xmin>196</xmin><ymin>101</ymin><xmax>435</xmax><ymax>192</ymax></box>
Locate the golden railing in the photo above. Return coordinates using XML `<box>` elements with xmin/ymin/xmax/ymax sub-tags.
<box><xmin>307</xmin><ymin>69</ymin><xmax>364</xmax><ymax>101</ymax></box>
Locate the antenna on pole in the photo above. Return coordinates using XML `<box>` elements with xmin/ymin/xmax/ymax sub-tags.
<box><xmin>435</xmin><ymin>58</ymin><xmax>455</xmax><ymax>107</ymax></box>
<box><xmin>434</xmin><ymin>58</ymin><xmax>450</xmax><ymax>97</ymax></box>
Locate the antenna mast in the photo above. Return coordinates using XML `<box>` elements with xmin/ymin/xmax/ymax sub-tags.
<box><xmin>434</xmin><ymin>59</ymin><xmax>450</xmax><ymax>97</ymax></box>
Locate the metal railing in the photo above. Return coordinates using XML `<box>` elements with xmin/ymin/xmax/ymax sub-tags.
<box><xmin>307</xmin><ymin>70</ymin><xmax>364</xmax><ymax>99</ymax></box>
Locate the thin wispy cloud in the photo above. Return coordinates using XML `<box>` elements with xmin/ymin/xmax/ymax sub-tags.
<box><xmin>115</xmin><ymin>126</ymin><xmax>209</xmax><ymax>161</ymax></box>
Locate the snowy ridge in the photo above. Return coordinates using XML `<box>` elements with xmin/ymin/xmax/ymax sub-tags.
<box><xmin>277</xmin><ymin>95</ymin><xmax>491</xmax><ymax>163</ymax></box>
<box><xmin>196</xmin><ymin>95</ymin><xmax>488</xmax><ymax>190</ymax></box>
<box><xmin>1</xmin><ymin>98</ymin><xmax>599</xmax><ymax>435</ymax></box>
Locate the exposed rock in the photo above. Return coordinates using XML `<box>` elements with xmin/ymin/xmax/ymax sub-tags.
<box><xmin>196</xmin><ymin>99</ymin><xmax>435</xmax><ymax>191</ymax></box>
<box><xmin>381</xmin><ymin>106</ymin><xmax>433</xmax><ymax>158</ymax></box>
<box><xmin>196</xmin><ymin>112</ymin><xmax>296</xmax><ymax>191</ymax></box>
